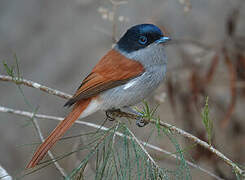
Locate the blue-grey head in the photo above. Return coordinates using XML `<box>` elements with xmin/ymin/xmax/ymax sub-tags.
<box><xmin>117</xmin><ymin>24</ymin><xmax>171</xmax><ymax>53</ymax></box>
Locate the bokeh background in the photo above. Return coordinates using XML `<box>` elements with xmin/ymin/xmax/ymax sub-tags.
<box><xmin>0</xmin><ymin>0</ymin><xmax>245</xmax><ymax>179</ymax></box>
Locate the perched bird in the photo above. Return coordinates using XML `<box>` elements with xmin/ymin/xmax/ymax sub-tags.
<box><xmin>26</xmin><ymin>24</ymin><xmax>171</xmax><ymax>168</ymax></box>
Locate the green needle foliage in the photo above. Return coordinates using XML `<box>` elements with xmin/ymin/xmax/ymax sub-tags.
<box><xmin>3</xmin><ymin>61</ymin><xmax>15</xmax><ymax>77</ymax></box>
<box><xmin>3</xmin><ymin>54</ymin><xmax>22</xmax><ymax>81</ymax></box>
<box><xmin>135</xmin><ymin>100</ymin><xmax>159</xmax><ymax>120</ymax></box>
<box><xmin>65</xmin><ymin>122</ymin><xmax>191</xmax><ymax>180</ymax></box>
<box><xmin>201</xmin><ymin>96</ymin><xmax>213</xmax><ymax>145</ymax></box>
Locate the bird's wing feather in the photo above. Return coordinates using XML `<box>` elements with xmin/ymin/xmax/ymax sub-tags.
<box><xmin>65</xmin><ymin>49</ymin><xmax>145</xmax><ymax>107</ymax></box>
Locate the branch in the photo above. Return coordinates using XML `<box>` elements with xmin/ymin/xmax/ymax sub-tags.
<box><xmin>31</xmin><ymin>117</ymin><xmax>67</xmax><ymax>177</ymax></box>
<box><xmin>0</xmin><ymin>75</ymin><xmax>68</xmax><ymax>176</ymax></box>
<box><xmin>0</xmin><ymin>75</ymin><xmax>71</xmax><ymax>99</ymax></box>
<box><xmin>0</xmin><ymin>105</ymin><xmax>223</xmax><ymax>180</ymax></box>
<box><xmin>126</xmin><ymin>127</ymin><xmax>159</xmax><ymax>169</ymax></box>
<box><xmin>107</xmin><ymin>109</ymin><xmax>245</xmax><ymax>178</ymax></box>
<box><xmin>0</xmin><ymin>74</ymin><xmax>240</xmax><ymax>178</ymax></box>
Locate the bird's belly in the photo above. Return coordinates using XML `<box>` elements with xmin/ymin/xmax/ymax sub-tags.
<box><xmin>99</xmin><ymin>65</ymin><xmax>166</xmax><ymax>110</ymax></box>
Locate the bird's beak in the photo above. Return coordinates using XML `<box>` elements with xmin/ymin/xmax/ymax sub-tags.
<box><xmin>156</xmin><ymin>36</ymin><xmax>171</xmax><ymax>44</ymax></box>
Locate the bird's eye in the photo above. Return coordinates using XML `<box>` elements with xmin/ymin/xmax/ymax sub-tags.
<box><xmin>138</xmin><ymin>36</ymin><xmax>147</xmax><ymax>45</ymax></box>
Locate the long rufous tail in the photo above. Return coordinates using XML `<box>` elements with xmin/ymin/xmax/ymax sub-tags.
<box><xmin>26</xmin><ymin>99</ymin><xmax>91</xmax><ymax>168</ymax></box>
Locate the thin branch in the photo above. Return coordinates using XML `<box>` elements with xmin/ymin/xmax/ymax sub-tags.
<box><xmin>0</xmin><ymin>75</ymin><xmax>71</xmax><ymax>99</ymax></box>
<box><xmin>0</xmin><ymin>75</ymin><xmax>68</xmax><ymax>177</ymax></box>
<box><xmin>31</xmin><ymin>117</ymin><xmax>67</xmax><ymax>177</ymax></box>
<box><xmin>107</xmin><ymin>109</ymin><xmax>245</xmax><ymax>178</ymax></box>
<box><xmin>109</xmin><ymin>0</ymin><xmax>128</xmax><ymax>43</ymax></box>
<box><xmin>126</xmin><ymin>127</ymin><xmax>159</xmax><ymax>169</ymax></box>
<box><xmin>112</xmin><ymin>122</ymin><xmax>119</xmax><ymax>145</ymax></box>
<box><xmin>142</xmin><ymin>143</ymin><xmax>224</xmax><ymax>180</ymax></box>
<box><xmin>0</xmin><ymin>164</ymin><xmax>12</xmax><ymax>180</ymax></box>
<box><xmin>0</xmin><ymin>105</ymin><xmax>223</xmax><ymax>180</ymax></box>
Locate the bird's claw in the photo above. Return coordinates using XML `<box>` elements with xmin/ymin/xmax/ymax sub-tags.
<box><xmin>136</xmin><ymin>116</ymin><xmax>149</xmax><ymax>127</ymax></box>
<box><xmin>105</xmin><ymin>109</ymin><xmax>118</xmax><ymax>121</ymax></box>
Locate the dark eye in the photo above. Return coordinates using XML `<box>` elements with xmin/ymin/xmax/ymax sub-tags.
<box><xmin>138</xmin><ymin>35</ymin><xmax>147</xmax><ymax>45</ymax></box>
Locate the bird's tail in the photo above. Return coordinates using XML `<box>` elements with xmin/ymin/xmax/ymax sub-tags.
<box><xmin>26</xmin><ymin>99</ymin><xmax>91</xmax><ymax>168</ymax></box>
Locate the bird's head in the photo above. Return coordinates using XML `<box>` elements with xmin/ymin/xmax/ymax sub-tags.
<box><xmin>116</xmin><ymin>24</ymin><xmax>171</xmax><ymax>53</ymax></box>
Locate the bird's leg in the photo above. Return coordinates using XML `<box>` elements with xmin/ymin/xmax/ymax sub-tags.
<box><xmin>121</xmin><ymin>107</ymin><xmax>149</xmax><ymax>127</ymax></box>
<box><xmin>105</xmin><ymin>108</ymin><xmax>120</xmax><ymax>121</ymax></box>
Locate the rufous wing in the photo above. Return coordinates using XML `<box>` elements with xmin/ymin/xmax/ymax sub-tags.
<box><xmin>64</xmin><ymin>49</ymin><xmax>145</xmax><ymax>107</ymax></box>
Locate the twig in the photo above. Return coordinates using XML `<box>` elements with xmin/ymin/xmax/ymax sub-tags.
<box><xmin>112</xmin><ymin>122</ymin><xmax>119</xmax><ymax>145</ymax></box>
<box><xmin>0</xmin><ymin>74</ymin><xmax>68</xmax><ymax>177</ymax></box>
<box><xmin>142</xmin><ymin>143</ymin><xmax>224</xmax><ymax>180</ymax></box>
<box><xmin>109</xmin><ymin>0</ymin><xmax>128</xmax><ymax>43</ymax></box>
<box><xmin>31</xmin><ymin>117</ymin><xmax>67</xmax><ymax>177</ymax></box>
<box><xmin>0</xmin><ymin>75</ymin><xmax>71</xmax><ymax>99</ymax></box>
<box><xmin>0</xmin><ymin>164</ymin><xmax>12</xmax><ymax>180</ymax></box>
<box><xmin>221</xmin><ymin>49</ymin><xmax>237</xmax><ymax>128</ymax></box>
<box><xmin>126</xmin><ymin>127</ymin><xmax>161</xmax><ymax>172</ymax></box>
<box><xmin>0</xmin><ymin>105</ymin><xmax>223</xmax><ymax>180</ymax></box>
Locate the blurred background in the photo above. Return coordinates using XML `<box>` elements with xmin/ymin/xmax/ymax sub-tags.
<box><xmin>0</xmin><ymin>0</ymin><xmax>245</xmax><ymax>179</ymax></box>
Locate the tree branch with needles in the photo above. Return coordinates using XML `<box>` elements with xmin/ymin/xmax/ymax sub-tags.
<box><xmin>0</xmin><ymin>74</ymin><xmax>244</xmax><ymax>179</ymax></box>
<box><xmin>0</xmin><ymin>105</ymin><xmax>224</xmax><ymax>180</ymax></box>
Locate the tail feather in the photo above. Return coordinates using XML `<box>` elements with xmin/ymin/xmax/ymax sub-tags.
<box><xmin>26</xmin><ymin>99</ymin><xmax>91</xmax><ymax>168</ymax></box>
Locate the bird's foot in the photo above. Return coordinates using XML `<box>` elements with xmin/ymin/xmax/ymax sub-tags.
<box><xmin>136</xmin><ymin>115</ymin><xmax>149</xmax><ymax>127</ymax></box>
<box><xmin>121</xmin><ymin>107</ymin><xmax>149</xmax><ymax>127</ymax></box>
<box><xmin>105</xmin><ymin>109</ymin><xmax>120</xmax><ymax>121</ymax></box>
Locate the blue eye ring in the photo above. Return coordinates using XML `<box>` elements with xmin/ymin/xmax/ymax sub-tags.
<box><xmin>138</xmin><ymin>35</ymin><xmax>147</xmax><ymax>45</ymax></box>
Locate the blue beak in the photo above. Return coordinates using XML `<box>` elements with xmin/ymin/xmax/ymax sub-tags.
<box><xmin>156</xmin><ymin>36</ymin><xmax>171</xmax><ymax>44</ymax></box>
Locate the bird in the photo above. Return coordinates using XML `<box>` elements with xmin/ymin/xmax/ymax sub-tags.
<box><xmin>26</xmin><ymin>24</ymin><xmax>171</xmax><ymax>168</ymax></box>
